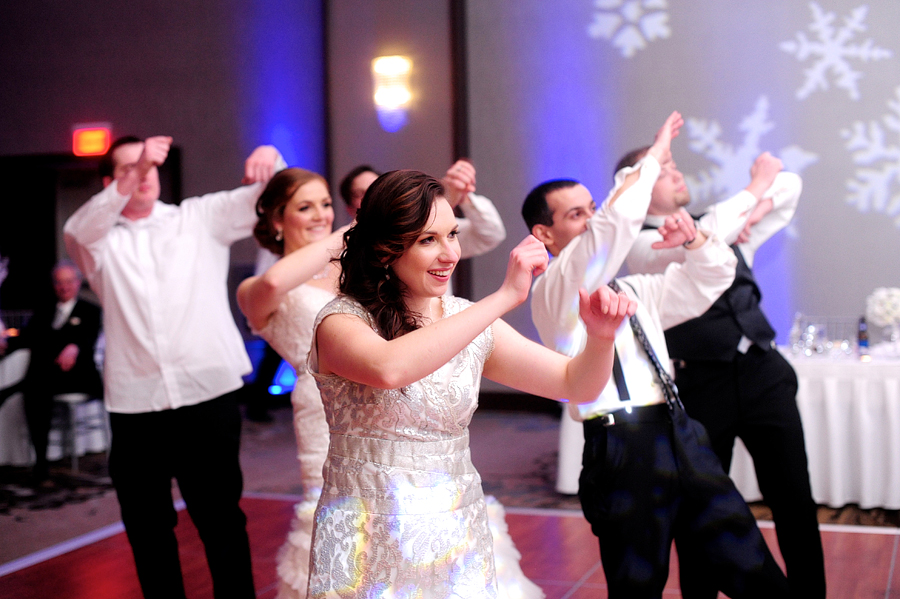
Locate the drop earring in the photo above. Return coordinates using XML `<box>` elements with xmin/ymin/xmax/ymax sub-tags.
<box><xmin>275</xmin><ymin>229</ymin><xmax>283</xmax><ymax>242</ymax></box>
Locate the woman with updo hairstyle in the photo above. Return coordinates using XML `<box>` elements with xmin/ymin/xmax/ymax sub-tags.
<box><xmin>306</xmin><ymin>169</ymin><xmax>635</xmax><ymax>598</ymax></box>
<box><xmin>238</xmin><ymin>166</ymin><xmax>347</xmax><ymax>599</ymax></box>
<box><xmin>253</xmin><ymin>167</ymin><xmax>330</xmax><ymax>256</ymax></box>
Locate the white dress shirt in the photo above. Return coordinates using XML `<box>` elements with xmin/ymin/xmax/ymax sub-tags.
<box><xmin>530</xmin><ymin>158</ymin><xmax>738</xmax><ymax>494</ymax></box>
<box><xmin>456</xmin><ymin>192</ymin><xmax>506</xmax><ymax>259</ymax></box>
<box><xmin>52</xmin><ymin>298</ymin><xmax>77</xmax><ymax>330</ymax></box>
<box><xmin>625</xmin><ymin>172</ymin><xmax>801</xmax><ymax>354</ymax></box>
<box><xmin>530</xmin><ymin>155</ymin><xmax>737</xmax><ymax>421</ymax></box>
<box><xmin>64</xmin><ymin>180</ymin><xmax>266</xmax><ymax>414</ymax></box>
<box><xmin>626</xmin><ymin>172</ymin><xmax>801</xmax><ymax>275</ymax></box>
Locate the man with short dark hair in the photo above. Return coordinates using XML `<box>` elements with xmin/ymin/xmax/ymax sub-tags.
<box><xmin>620</xmin><ymin>144</ymin><xmax>825</xmax><ymax>598</ymax></box>
<box><xmin>524</xmin><ymin>112</ymin><xmax>789</xmax><ymax>598</ymax></box>
<box><xmin>64</xmin><ymin>135</ymin><xmax>282</xmax><ymax>599</ymax></box>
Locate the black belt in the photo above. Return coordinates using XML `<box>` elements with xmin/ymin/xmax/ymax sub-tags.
<box><xmin>584</xmin><ymin>403</ymin><xmax>670</xmax><ymax>428</ymax></box>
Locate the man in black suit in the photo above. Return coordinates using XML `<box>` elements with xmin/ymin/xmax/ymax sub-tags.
<box><xmin>17</xmin><ymin>260</ymin><xmax>103</xmax><ymax>483</ymax></box>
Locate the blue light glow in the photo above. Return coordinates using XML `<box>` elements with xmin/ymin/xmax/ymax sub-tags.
<box><xmin>269</xmin><ymin>359</ymin><xmax>297</xmax><ymax>395</ymax></box>
<box><xmin>237</xmin><ymin>0</ymin><xmax>326</xmax><ymax>172</ymax></box>
<box><xmin>377</xmin><ymin>107</ymin><xmax>409</xmax><ymax>133</ymax></box>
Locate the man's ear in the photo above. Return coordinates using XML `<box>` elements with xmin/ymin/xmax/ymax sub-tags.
<box><xmin>531</xmin><ymin>223</ymin><xmax>553</xmax><ymax>247</ymax></box>
<box><xmin>102</xmin><ymin>176</ymin><xmax>113</xmax><ymax>189</ymax></box>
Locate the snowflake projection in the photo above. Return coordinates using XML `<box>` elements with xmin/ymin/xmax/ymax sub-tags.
<box><xmin>587</xmin><ymin>0</ymin><xmax>670</xmax><ymax>58</ymax></box>
<box><xmin>842</xmin><ymin>86</ymin><xmax>900</xmax><ymax>227</ymax></box>
<box><xmin>780</xmin><ymin>2</ymin><xmax>893</xmax><ymax>101</ymax></box>
<box><xmin>684</xmin><ymin>97</ymin><xmax>819</xmax><ymax>238</ymax></box>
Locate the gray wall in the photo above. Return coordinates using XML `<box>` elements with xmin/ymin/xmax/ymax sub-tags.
<box><xmin>4</xmin><ymin>1</ymin><xmax>898</xmax><ymax>382</ymax></box>
<box><xmin>0</xmin><ymin>0</ymin><xmax>326</xmax><ymax>267</ymax></box>
<box><xmin>466</xmin><ymin>0</ymin><xmax>900</xmax><ymax>359</ymax></box>
<box><xmin>326</xmin><ymin>0</ymin><xmax>455</xmax><ymax>226</ymax></box>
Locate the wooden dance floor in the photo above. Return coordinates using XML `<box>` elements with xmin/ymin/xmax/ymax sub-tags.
<box><xmin>1</xmin><ymin>494</ymin><xmax>898</xmax><ymax>598</ymax></box>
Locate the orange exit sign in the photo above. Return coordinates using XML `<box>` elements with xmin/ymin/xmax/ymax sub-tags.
<box><xmin>72</xmin><ymin>124</ymin><xmax>112</xmax><ymax>156</ymax></box>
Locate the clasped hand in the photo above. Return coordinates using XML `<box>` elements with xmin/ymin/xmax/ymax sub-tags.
<box><xmin>580</xmin><ymin>286</ymin><xmax>636</xmax><ymax>341</ymax></box>
<box><xmin>500</xmin><ymin>235</ymin><xmax>549</xmax><ymax>306</ymax></box>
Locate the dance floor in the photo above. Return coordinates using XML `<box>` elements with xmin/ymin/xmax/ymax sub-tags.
<box><xmin>1</xmin><ymin>494</ymin><xmax>898</xmax><ymax>599</ymax></box>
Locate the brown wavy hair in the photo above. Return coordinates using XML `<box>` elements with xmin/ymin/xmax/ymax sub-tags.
<box><xmin>339</xmin><ymin>169</ymin><xmax>445</xmax><ymax>340</ymax></box>
<box><xmin>254</xmin><ymin>167</ymin><xmax>328</xmax><ymax>255</ymax></box>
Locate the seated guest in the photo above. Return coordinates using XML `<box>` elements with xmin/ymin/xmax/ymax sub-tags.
<box><xmin>14</xmin><ymin>260</ymin><xmax>102</xmax><ymax>484</ymax></box>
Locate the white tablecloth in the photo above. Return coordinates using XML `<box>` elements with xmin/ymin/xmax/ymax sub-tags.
<box><xmin>557</xmin><ymin>348</ymin><xmax>900</xmax><ymax>510</ymax></box>
<box><xmin>730</xmin><ymin>350</ymin><xmax>900</xmax><ymax>509</ymax></box>
<box><xmin>0</xmin><ymin>349</ymin><xmax>109</xmax><ymax>467</ymax></box>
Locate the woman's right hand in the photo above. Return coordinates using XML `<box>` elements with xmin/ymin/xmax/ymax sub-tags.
<box><xmin>499</xmin><ymin>235</ymin><xmax>549</xmax><ymax>307</ymax></box>
<box><xmin>579</xmin><ymin>286</ymin><xmax>636</xmax><ymax>341</ymax></box>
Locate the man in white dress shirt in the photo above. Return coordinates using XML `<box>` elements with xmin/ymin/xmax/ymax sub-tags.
<box><xmin>620</xmin><ymin>146</ymin><xmax>825</xmax><ymax>598</ymax></box>
<box><xmin>523</xmin><ymin>112</ymin><xmax>789</xmax><ymax>598</ymax></box>
<box><xmin>64</xmin><ymin>135</ymin><xmax>282</xmax><ymax>599</ymax></box>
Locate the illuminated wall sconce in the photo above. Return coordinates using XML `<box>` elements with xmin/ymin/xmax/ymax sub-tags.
<box><xmin>72</xmin><ymin>122</ymin><xmax>112</xmax><ymax>156</ymax></box>
<box><xmin>372</xmin><ymin>55</ymin><xmax>412</xmax><ymax>133</ymax></box>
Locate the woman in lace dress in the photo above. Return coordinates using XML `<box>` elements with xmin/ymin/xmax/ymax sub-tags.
<box><xmin>239</xmin><ymin>168</ymin><xmax>555</xmax><ymax>599</ymax></box>
<box><xmin>238</xmin><ymin>168</ymin><xmax>346</xmax><ymax>599</ymax></box>
<box><xmin>307</xmin><ymin>170</ymin><xmax>635</xmax><ymax>598</ymax></box>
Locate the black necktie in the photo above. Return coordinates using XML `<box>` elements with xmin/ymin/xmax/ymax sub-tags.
<box><xmin>728</xmin><ymin>246</ymin><xmax>775</xmax><ymax>349</ymax></box>
<box><xmin>608</xmin><ymin>279</ymin><xmax>683</xmax><ymax>412</ymax></box>
<box><xmin>612</xmin><ymin>350</ymin><xmax>630</xmax><ymax>402</ymax></box>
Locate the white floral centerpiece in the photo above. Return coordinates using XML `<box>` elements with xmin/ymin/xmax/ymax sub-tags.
<box><xmin>866</xmin><ymin>287</ymin><xmax>900</xmax><ymax>328</ymax></box>
<box><xmin>867</xmin><ymin>288</ymin><xmax>900</xmax><ymax>355</ymax></box>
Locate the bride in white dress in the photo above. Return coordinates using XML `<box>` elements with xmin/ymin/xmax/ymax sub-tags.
<box><xmin>306</xmin><ymin>170</ymin><xmax>635</xmax><ymax>598</ymax></box>
<box><xmin>238</xmin><ymin>168</ymin><xmax>562</xmax><ymax>599</ymax></box>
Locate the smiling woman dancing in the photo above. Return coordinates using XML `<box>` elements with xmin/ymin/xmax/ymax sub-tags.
<box><xmin>306</xmin><ymin>170</ymin><xmax>635</xmax><ymax>598</ymax></box>
<box><xmin>239</xmin><ymin>168</ymin><xmax>561</xmax><ymax>599</ymax></box>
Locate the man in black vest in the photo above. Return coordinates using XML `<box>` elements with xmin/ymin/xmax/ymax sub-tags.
<box><xmin>620</xmin><ymin>146</ymin><xmax>825</xmax><ymax>598</ymax></box>
<box><xmin>11</xmin><ymin>261</ymin><xmax>103</xmax><ymax>484</ymax></box>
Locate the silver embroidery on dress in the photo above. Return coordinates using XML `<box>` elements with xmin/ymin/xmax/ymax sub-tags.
<box><xmin>307</xmin><ymin>295</ymin><xmax>497</xmax><ymax>599</ymax></box>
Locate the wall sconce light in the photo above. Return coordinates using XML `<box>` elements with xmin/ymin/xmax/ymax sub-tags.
<box><xmin>372</xmin><ymin>55</ymin><xmax>412</xmax><ymax>133</ymax></box>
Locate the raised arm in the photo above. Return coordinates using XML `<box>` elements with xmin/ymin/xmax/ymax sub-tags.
<box><xmin>626</xmin><ymin>230</ymin><xmax>737</xmax><ymax>331</ymax></box>
<box><xmin>242</xmin><ymin>145</ymin><xmax>287</xmax><ymax>185</ymax></box>
<box><xmin>735</xmin><ymin>170</ymin><xmax>801</xmax><ymax>266</ymax></box>
<box><xmin>64</xmin><ymin>136</ymin><xmax>172</xmax><ymax>282</ymax></box>
<box><xmin>237</xmin><ymin>226</ymin><xmax>348</xmax><ymax>331</ymax></box>
<box><xmin>443</xmin><ymin>160</ymin><xmax>507</xmax><ymax>258</ymax></box>
<box><xmin>485</xmin><ymin>285</ymin><xmax>635</xmax><ymax>404</ymax></box>
<box><xmin>315</xmin><ymin>235</ymin><xmax>548</xmax><ymax>388</ymax></box>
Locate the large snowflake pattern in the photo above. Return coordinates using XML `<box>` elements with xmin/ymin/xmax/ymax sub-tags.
<box><xmin>587</xmin><ymin>0</ymin><xmax>670</xmax><ymax>58</ymax></box>
<box><xmin>842</xmin><ymin>86</ymin><xmax>900</xmax><ymax>227</ymax></box>
<box><xmin>780</xmin><ymin>2</ymin><xmax>893</xmax><ymax>101</ymax></box>
<box><xmin>685</xmin><ymin>97</ymin><xmax>819</xmax><ymax>223</ymax></box>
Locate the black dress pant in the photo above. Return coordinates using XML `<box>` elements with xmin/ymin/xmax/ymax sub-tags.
<box><xmin>578</xmin><ymin>404</ymin><xmax>788</xmax><ymax>599</ymax></box>
<box><xmin>109</xmin><ymin>393</ymin><xmax>255</xmax><ymax>599</ymax></box>
<box><xmin>673</xmin><ymin>346</ymin><xmax>826</xmax><ymax>598</ymax></box>
<box><xmin>22</xmin><ymin>379</ymin><xmax>55</xmax><ymax>479</ymax></box>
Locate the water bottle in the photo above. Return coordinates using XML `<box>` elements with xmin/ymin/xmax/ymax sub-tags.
<box><xmin>858</xmin><ymin>316</ymin><xmax>869</xmax><ymax>358</ymax></box>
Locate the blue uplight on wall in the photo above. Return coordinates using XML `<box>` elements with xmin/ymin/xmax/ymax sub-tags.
<box><xmin>237</xmin><ymin>0</ymin><xmax>326</xmax><ymax>172</ymax></box>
